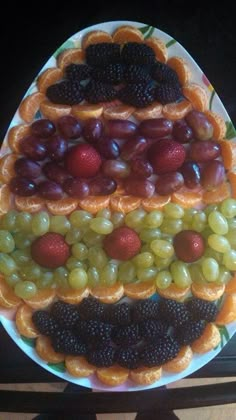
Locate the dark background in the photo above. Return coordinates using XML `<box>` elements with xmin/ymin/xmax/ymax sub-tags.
<box><xmin>1</xmin><ymin>3</ymin><xmax>236</xmax><ymax>140</ymax></box>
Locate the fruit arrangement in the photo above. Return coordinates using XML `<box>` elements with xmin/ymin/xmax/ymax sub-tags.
<box><xmin>0</xmin><ymin>22</ymin><xmax>236</xmax><ymax>389</ymax></box>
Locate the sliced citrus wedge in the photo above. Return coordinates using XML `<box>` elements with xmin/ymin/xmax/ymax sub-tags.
<box><xmin>78</xmin><ymin>196</ymin><xmax>110</xmax><ymax>214</ymax></box>
<box><xmin>97</xmin><ymin>365</ymin><xmax>129</xmax><ymax>386</ymax></box>
<box><xmin>57</xmin><ymin>287</ymin><xmax>90</xmax><ymax>304</ymax></box>
<box><xmin>163</xmin><ymin>346</ymin><xmax>193</xmax><ymax>373</ymax></box>
<box><xmin>216</xmin><ymin>294</ymin><xmax>236</xmax><ymax>325</ymax></box>
<box><xmin>36</xmin><ymin>335</ymin><xmax>65</xmax><ymax>363</ymax></box>
<box><xmin>15</xmin><ymin>304</ymin><xmax>39</xmax><ymax>338</ymax></box>
<box><xmin>167</xmin><ymin>56</ymin><xmax>191</xmax><ymax>85</ymax></box>
<box><xmin>46</xmin><ymin>198</ymin><xmax>78</xmax><ymax>215</ymax></box>
<box><xmin>90</xmin><ymin>283</ymin><xmax>124</xmax><ymax>303</ymax></box>
<box><xmin>142</xmin><ymin>195</ymin><xmax>171</xmax><ymax>211</ymax></box>
<box><xmin>7</xmin><ymin>124</ymin><xmax>30</xmax><ymax>153</ymax></box>
<box><xmin>191</xmin><ymin>282</ymin><xmax>225</xmax><ymax>301</ymax></box>
<box><xmin>57</xmin><ymin>48</ymin><xmax>85</xmax><ymax>69</ymax></box>
<box><xmin>157</xmin><ymin>283</ymin><xmax>190</xmax><ymax>301</ymax></box>
<box><xmin>110</xmin><ymin>195</ymin><xmax>141</xmax><ymax>213</ymax></box>
<box><xmin>82</xmin><ymin>30</ymin><xmax>113</xmax><ymax>49</ymax></box>
<box><xmin>145</xmin><ymin>37</ymin><xmax>168</xmax><ymax>62</ymax></box>
<box><xmin>191</xmin><ymin>323</ymin><xmax>221</xmax><ymax>353</ymax></box>
<box><xmin>40</xmin><ymin>100</ymin><xmax>71</xmax><ymax>120</ymax></box>
<box><xmin>202</xmin><ymin>182</ymin><xmax>231</xmax><ymax>204</ymax></box>
<box><xmin>19</xmin><ymin>92</ymin><xmax>44</xmax><ymax>123</ymax></box>
<box><xmin>218</xmin><ymin>140</ymin><xmax>236</xmax><ymax>171</ymax></box>
<box><xmin>0</xmin><ymin>276</ymin><xmax>21</xmax><ymax>309</ymax></box>
<box><xmin>112</xmin><ymin>25</ymin><xmax>143</xmax><ymax>43</ymax></box>
<box><xmin>65</xmin><ymin>355</ymin><xmax>95</xmax><ymax>377</ymax></box>
<box><xmin>0</xmin><ymin>185</ymin><xmax>11</xmax><ymax>216</ymax></box>
<box><xmin>205</xmin><ymin>110</ymin><xmax>226</xmax><ymax>140</ymax></box>
<box><xmin>72</xmin><ymin>104</ymin><xmax>103</xmax><ymax>120</ymax></box>
<box><xmin>0</xmin><ymin>153</ymin><xmax>17</xmax><ymax>183</ymax></box>
<box><xmin>37</xmin><ymin>68</ymin><xmax>63</xmax><ymax>93</ymax></box>
<box><xmin>162</xmin><ymin>99</ymin><xmax>192</xmax><ymax>120</ymax></box>
<box><xmin>130</xmin><ymin>366</ymin><xmax>162</xmax><ymax>385</ymax></box>
<box><xmin>15</xmin><ymin>195</ymin><xmax>44</xmax><ymax>213</ymax></box>
<box><xmin>133</xmin><ymin>102</ymin><xmax>163</xmax><ymax>120</ymax></box>
<box><xmin>182</xmin><ymin>83</ymin><xmax>208</xmax><ymax>112</ymax></box>
<box><xmin>23</xmin><ymin>289</ymin><xmax>56</xmax><ymax>309</ymax></box>
<box><xmin>124</xmin><ymin>281</ymin><xmax>156</xmax><ymax>299</ymax></box>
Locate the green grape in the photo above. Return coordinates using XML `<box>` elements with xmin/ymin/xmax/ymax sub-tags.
<box><xmin>160</xmin><ymin>233</ymin><xmax>173</xmax><ymax>243</ymax></box>
<box><xmin>53</xmin><ymin>267</ymin><xmax>69</xmax><ymax>288</ymax></box>
<box><xmin>189</xmin><ymin>264</ymin><xmax>206</xmax><ymax>284</ymax></box>
<box><xmin>208</xmin><ymin>211</ymin><xmax>228</xmax><ymax>235</ymax></box>
<box><xmin>125</xmin><ymin>209</ymin><xmax>146</xmax><ymax>229</ymax></box>
<box><xmin>228</xmin><ymin>219</ymin><xmax>236</xmax><ymax>230</ymax></box>
<box><xmin>118</xmin><ymin>261</ymin><xmax>136</xmax><ymax>284</ymax></box>
<box><xmin>20</xmin><ymin>263</ymin><xmax>42</xmax><ymax>280</ymax></box>
<box><xmin>1</xmin><ymin>210</ymin><xmax>18</xmax><ymax>231</ymax></box>
<box><xmin>32</xmin><ymin>212</ymin><xmax>50</xmax><ymax>236</ymax></box>
<box><xmin>164</xmin><ymin>203</ymin><xmax>184</xmax><ymax>219</ymax></box>
<box><xmin>204</xmin><ymin>248</ymin><xmax>222</xmax><ymax>264</ymax></box>
<box><xmin>205</xmin><ymin>204</ymin><xmax>218</xmax><ymax>216</ymax></box>
<box><xmin>201</xmin><ymin>227</ymin><xmax>214</xmax><ymax>241</ymax></box>
<box><xmin>137</xmin><ymin>267</ymin><xmax>158</xmax><ymax>282</ymax></box>
<box><xmin>208</xmin><ymin>234</ymin><xmax>230</xmax><ymax>253</ymax></box>
<box><xmin>201</xmin><ymin>257</ymin><xmax>219</xmax><ymax>282</ymax></box>
<box><xmin>140</xmin><ymin>228</ymin><xmax>161</xmax><ymax>243</ymax></box>
<box><xmin>170</xmin><ymin>261</ymin><xmax>192</xmax><ymax>288</ymax></box>
<box><xmin>5</xmin><ymin>272</ymin><xmax>21</xmax><ymax>287</ymax></box>
<box><xmin>68</xmin><ymin>268</ymin><xmax>88</xmax><ymax>289</ymax></box>
<box><xmin>155</xmin><ymin>270</ymin><xmax>172</xmax><ymax>289</ymax></box>
<box><xmin>144</xmin><ymin>210</ymin><xmax>163</xmax><ymax>228</ymax></box>
<box><xmin>154</xmin><ymin>256</ymin><xmax>173</xmax><ymax>270</ymax></box>
<box><xmin>0</xmin><ymin>253</ymin><xmax>17</xmax><ymax>275</ymax></box>
<box><xmin>150</xmin><ymin>239</ymin><xmax>174</xmax><ymax>258</ymax></box>
<box><xmin>110</xmin><ymin>212</ymin><xmax>125</xmax><ymax>228</ymax></box>
<box><xmin>14</xmin><ymin>232</ymin><xmax>33</xmax><ymax>250</ymax></box>
<box><xmin>49</xmin><ymin>215</ymin><xmax>71</xmax><ymax>235</ymax></box>
<box><xmin>217</xmin><ymin>266</ymin><xmax>232</xmax><ymax>285</ymax></box>
<box><xmin>65</xmin><ymin>228</ymin><xmax>84</xmax><ymax>244</ymax></box>
<box><xmin>11</xmin><ymin>249</ymin><xmax>31</xmax><ymax>266</ymax></box>
<box><xmin>220</xmin><ymin>198</ymin><xmax>236</xmax><ymax>218</ymax></box>
<box><xmin>191</xmin><ymin>211</ymin><xmax>207</xmax><ymax>232</ymax></box>
<box><xmin>69</xmin><ymin>210</ymin><xmax>92</xmax><ymax>228</ymax></box>
<box><xmin>82</xmin><ymin>230</ymin><xmax>103</xmax><ymax>246</ymax></box>
<box><xmin>141</xmin><ymin>244</ymin><xmax>151</xmax><ymax>253</ymax></box>
<box><xmin>133</xmin><ymin>252</ymin><xmax>154</xmax><ymax>268</ymax></box>
<box><xmin>16</xmin><ymin>212</ymin><xmax>32</xmax><ymax>233</ymax></box>
<box><xmin>36</xmin><ymin>272</ymin><xmax>54</xmax><ymax>289</ymax></box>
<box><xmin>66</xmin><ymin>257</ymin><xmax>87</xmax><ymax>271</ymax></box>
<box><xmin>96</xmin><ymin>208</ymin><xmax>111</xmax><ymax>219</ymax></box>
<box><xmin>223</xmin><ymin>250</ymin><xmax>236</xmax><ymax>270</ymax></box>
<box><xmin>88</xmin><ymin>246</ymin><xmax>107</xmax><ymax>269</ymax></box>
<box><xmin>0</xmin><ymin>230</ymin><xmax>15</xmax><ymax>253</ymax></box>
<box><xmin>72</xmin><ymin>243</ymin><xmax>88</xmax><ymax>260</ymax></box>
<box><xmin>90</xmin><ymin>217</ymin><xmax>113</xmax><ymax>234</ymax></box>
<box><xmin>182</xmin><ymin>208</ymin><xmax>198</xmax><ymax>224</ymax></box>
<box><xmin>100</xmin><ymin>263</ymin><xmax>118</xmax><ymax>285</ymax></box>
<box><xmin>161</xmin><ymin>219</ymin><xmax>183</xmax><ymax>235</ymax></box>
<box><xmin>14</xmin><ymin>281</ymin><xmax>37</xmax><ymax>298</ymax></box>
<box><xmin>225</xmin><ymin>230</ymin><xmax>236</xmax><ymax>249</ymax></box>
<box><xmin>87</xmin><ymin>266</ymin><xmax>100</xmax><ymax>287</ymax></box>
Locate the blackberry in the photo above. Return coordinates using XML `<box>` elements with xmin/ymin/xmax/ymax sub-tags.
<box><xmin>175</xmin><ymin>320</ymin><xmax>205</xmax><ymax>345</ymax></box>
<box><xmin>132</xmin><ymin>299</ymin><xmax>159</xmax><ymax>322</ymax></box>
<box><xmin>117</xmin><ymin>347</ymin><xmax>140</xmax><ymax>369</ymax></box>
<box><xmin>50</xmin><ymin>301</ymin><xmax>80</xmax><ymax>329</ymax></box>
<box><xmin>159</xmin><ymin>298</ymin><xmax>190</xmax><ymax>327</ymax></box>
<box><xmin>87</xmin><ymin>345</ymin><xmax>116</xmax><ymax>367</ymax></box>
<box><xmin>139</xmin><ymin>319</ymin><xmax>169</xmax><ymax>342</ymax></box>
<box><xmin>46</xmin><ymin>80</ymin><xmax>84</xmax><ymax>105</ymax></box>
<box><xmin>84</xmin><ymin>80</ymin><xmax>117</xmax><ymax>103</ymax></box>
<box><xmin>112</xmin><ymin>323</ymin><xmax>140</xmax><ymax>346</ymax></box>
<box><xmin>53</xmin><ymin>330</ymin><xmax>86</xmax><ymax>355</ymax></box>
<box><xmin>65</xmin><ymin>63</ymin><xmax>91</xmax><ymax>81</ymax></box>
<box><xmin>119</xmin><ymin>83</ymin><xmax>155</xmax><ymax>107</ymax></box>
<box><xmin>32</xmin><ymin>310</ymin><xmax>59</xmax><ymax>336</ymax></box>
<box><xmin>121</xmin><ymin>42</ymin><xmax>156</xmax><ymax>65</ymax></box>
<box><xmin>78</xmin><ymin>297</ymin><xmax>105</xmax><ymax>321</ymax></box>
<box><xmin>80</xmin><ymin>320</ymin><xmax>113</xmax><ymax>344</ymax></box>
<box><xmin>140</xmin><ymin>337</ymin><xmax>180</xmax><ymax>367</ymax></box>
<box><xmin>91</xmin><ymin>64</ymin><xmax>124</xmax><ymax>84</ymax></box>
<box><xmin>187</xmin><ymin>298</ymin><xmax>218</xmax><ymax>322</ymax></box>
<box><xmin>155</xmin><ymin>83</ymin><xmax>183</xmax><ymax>104</ymax></box>
<box><xmin>123</xmin><ymin>65</ymin><xmax>151</xmax><ymax>83</ymax></box>
<box><xmin>151</xmin><ymin>62</ymin><xmax>180</xmax><ymax>84</ymax></box>
<box><xmin>85</xmin><ymin>43</ymin><xmax>121</xmax><ymax>66</ymax></box>
<box><xmin>105</xmin><ymin>302</ymin><xmax>132</xmax><ymax>325</ymax></box>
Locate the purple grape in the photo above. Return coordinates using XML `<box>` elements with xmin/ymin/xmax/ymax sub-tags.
<box><xmin>105</xmin><ymin>119</ymin><xmax>137</xmax><ymax>138</ymax></box>
<box><xmin>131</xmin><ymin>158</ymin><xmax>153</xmax><ymax>177</ymax></box>
<box><xmin>125</xmin><ymin>177</ymin><xmax>155</xmax><ymax>198</ymax></box>
<box><xmin>181</xmin><ymin>161</ymin><xmax>201</xmax><ymax>189</ymax></box>
<box><xmin>201</xmin><ymin>160</ymin><xmax>225</xmax><ymax>190</ymax></box>
<box><xmin>31</xmin><ymin>119</ymin><xmax>56</xmax><ymax>138</ymax></box>
<box><xmin>63</xmin><ymin>178</ymin><xmax>90</xmax><ymax>198</ymax></box>
<box><xmin>121</xmin><ymin>136</ymin><xmax>148</xmax><ymax>160</ymax></box>
<box><xmin>46</xmin><ymin>135</ymin><xmax>68</xmax><ymax>161</ymax></box>
<box><xmin>38</xmin><ymin>180</ymin><xmax>63</xmax><ymax>200</ymax></box>
<box><xmin>138</xmin><ymin>118</ymin><xmax>173</xmax><ymax>139</ymax></box>
<box><xmin>9</xmin><ymin>177</ymin><xmax>37</xmax><ymax>196</ymax></box>
<box><xmin>97</xmin><ymin>137</ymin><xmax>120</xmax><ymax>159</ymax></box>
<box><xmin>173</xmin><ymin>119</ymin><xmax>193</xmax><ymax>143</ymax></box>
<box><xmin>57</xmin><ymin>115</ymin><xmax>82</xmax><ymax>139</ymax></box>
<box><xmin>156</xmin><ymin>172</ymin><xmax>184</xmax><ymax>195</ymax></box>
<box><xmin>189</xmin><ymin>140</ymin><xmax>221</xmax><ymax>162</ymax></box>
<box><xmin>43</xmin><ymin>162</ymin><xmax>71</xmax><ymax>185</ymax></box>
<box><xmin>89</xmin><ymin>177</ymin><xmax>117</xmax><ymax>195</ymax></box>
<box><xmin>14</xmin><ymin>158</ymin><xmax>41</xmax><ymax>179</ymax></box>
<box><xmin>20</xmin><ymin>135</ymin><xmax>47</xmax><ymax>161</ymax></box>
<box><xmin>83</xmin><ymin>118</ymin><xmax>103</xmax><ymax>143</ymax></box>
<box><xmin>102</xmin><ymin>159</ymin><xmax>130</xmax><ymax>178</ymax></box>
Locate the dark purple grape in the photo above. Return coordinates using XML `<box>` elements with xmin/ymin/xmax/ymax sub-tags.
<box><xmin>63</xmin><ymin>178</ymin><xmax>90</xmax><ymax>198</ymax></box>
<box><xmin>9</xmin><ymin>177</ymin><xmax>37</xmax><ymax>196</ymax></box>
<box><xmin>125</xmin><ymin>177</ymin><xmax>155</xmax><ymax>198</ymax></box>
<box><xmin>156</xmin><ymin>172</ymin><xmax>184</xmax><ymax>195</ymax></box>
<box><xmin>14</xmin><ymin>158</ymin><xmax>41</xmax><ymax>179</ymax></box>
<box><xmin>57</xmin><ymin>115</ymin><xmax>82</xmax><ymax>139</ymax></box>
<box><xmin>20</xmin><ymin>135</ymin><xmax>47</xmax><ymax>161</ymax></box>
<box><xmin>201</xmin><ymin>160</ymin><xmax>225</xmax><ymax>190</ymax></box>
<box><xmin>138</xmin><ymin>118</ymin><xmax>173</xmax><ymax>139</ymax></box>
<box><xmin>121</xmin><ymin>136</ymin><xmax>148</xmax><ymax>160</ymax></box>
<box><xmin>83</xmin><ymin>118</ymin><xmax>103</xmax><ymax>143</ymax></box>
<box><xmin>173</xmin><ymin>119</ymin><xmax>193</xmax><ymax>143</ymax></box>
<box><xmin>89</xmin><ymin>177</ymin><xmax>117</xmax><ymax>195</ymax></box>
<box><xmin>189</xmin><ymin>141</ymin><xmax>221</xmax><ymax>162</ymax></box>
<box><xmin>131</xmin><ymin>158</ymin><xmax>153</xmax><ymax>177</ymax></box>
<box><xmin>31</xmin><ymin>119</ymin><xmax>56</xmax><ymax>138</ymax></box>
<box><xmin>185</xmin><ymin>111</ymin><xmax>213</xmax><ymax>141</ymax></box>
<box><xmin>97</xmin><ymin>137</ymin><xmax>120</xmax><ymax>159</ymax></box>
<box><xmin>46</xmin><ymin>135</ymin><xmax>68</xmax><ymax>161</ymax></box>
<box><xmin>38</xmin><ymin>180</ymin><xmax>63</xmax><ymax>200</ymax></box>
<box><xmin>181</xmin><ymin>161</ymin><xmax>201</xmax><ymax>189</ymax></box>
<box><xmin>105</xmin><ymin>119</ymin><xmax>137</xmax><ymax>139</ymax></box>
<box><xmin>102</xmin><ymin>160</ymin><xmax>130</xmax><ymax>178</ymax></box>
<box><xmin>43</xmin><ymin>162</ymin><xmax>71</xmax><ymax>185</ymax></box>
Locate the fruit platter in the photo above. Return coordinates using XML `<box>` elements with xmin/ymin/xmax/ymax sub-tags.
<box><xmin>0</xmin><ymin>20</ymin><xmax>236</xmax><ymax>392</ymax></box>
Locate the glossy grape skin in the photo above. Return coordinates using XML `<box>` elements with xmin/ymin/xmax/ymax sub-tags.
<box><xmin>137</xmin><ymin>267</ymin><xmax>158</xmax><ymax>282</ymax></box>
<box><xmin>181</xmin><ymin>161</ymin><xmax>201</xmax><ymax>189</ymax></box>
<box><xmin>14</xmin><ymin>281</ymin><xmax>37</xmax><ymax>299</ymax></box>
<box><xmin>0</xmin><ymin>231</ymin><xmax>15</xmax><ymax>253</ymax></box>
<box><xmin>5</xmin><ymin>272</ymin><xmax>21</xmax><ymax>287</ymax></box>
<box><xmin>102</xmin><ymin>159</ymin><xmax>130</xmax><ymax>178</ymax></box>
<box><xmin>155</xmin><ymin>270</ymin><xmax>172</xmax><ymax>289</ymax></box>
<box><xmin>105</xmin><ymin>119</ymin><xmax>137</xmax><ymax>138</ymax></box>
<box><xmin>118</xmin><ymin>261</ymin><xmax>136</xmax><ymax>284</ymax></box>
<box><xmin>121</xmin><ymin>136</ymin><xmax>148</xmax><ymax>161</ymax></box>
<box><xmin>125</xmin><ymin>209</ymin><xmax>147</xmax><ymax>229</ymax></box>
<box><xmin>87</xmin><ymin>266</ymin><xmax>100</xmax><ymax>287</ymax></box>
<box><xmin>68</xmin><ymin>267</ymin><xmax>88</xmax><ymax>289</ymax></box>
<box><xmin>63</xmin><ymin>178</ymin><xmax>89</xmax><ymax>198</ymax></box>
<box><xmin>125</xmin><ymin>177</ymin><xmax>155</xmax><ymax>198</ymax></box>
<box><xmin>221</xmin><ymin>198</ymin><xmax>236</xmax><ymax>218</ymax></box>
<box><xmin>164</xmin><ymin>203</ymin><xmax>184</xmax><ymax>219</ymax></box>
<box><xmin>97</xmin><ymin>137</ymin><xmax>120</xmax><ymax>159</ymax></box>
<box><xmin>20</xmin><ymin>135</ymin><xmax>47</xmax><ymax>161</ymax></box>
<box><xmin>57</xmin><ymin>115</ymin><xmax>82</xmax><ymax>139</ymax></box>
<box><xmin>208</xmin><ymin>234</ymin><xmax>230</xmax><ymax>253</ymax></box>
<box><xmin>97</xmin><ymin>208</ymin><xmax>111</xmax><ymax>219</ymax></box>
<box><xmin>170</xmin><ymin>261</ymin><xmax>192</xmax><ymax>288</ymax></box>
<box><xmin>1</xmin><ymin>210</ymin><xmax>18</xmax><ymax>231</ymax></box>
<box><xmin>0</xmin><ymin>253</ymin><xmax>17</xmax><ymax>275</ymax></box>
<box><xmin>69</xmin><ymin>210</ymin><xmax>93</xmax><ymax>228</ymax></box>
<box><xmin>144</xmin><ymin>211</ymin><xmax>163</xmax><ymax>228</ymax></box>
<box><xmin>208</xmin><ymin>211</ymin><xmax>228</xmax><ymax>235</ymax></box>
<box><xmin>89</xmin><ymin>176</ymin><xmax>117</xmax><ymax>195</ymax></box>
<box><xmin>110</xmin><ymin>212</ymin><xmax>125</xmax><ymax>228</ymax></box>
<box><xmin>9</xmin><ymin>177</ymin><xmax>37</xmax><ymax>196</ymax></box>
<box><xmin>185</xmin><ymin>110</ymin><xmax>214</xmax><ymax>140</ymax></box>
<box><xmin>189</xmin><ymin>264</ymin><xmax>206</xmax><ymax>285</ymax></box>
<box><xmin>31</xmin><ymin>119</ymin><xmax>56</xmax><ymax>137</ymax></box>
<box><xmin>43</xmin><ymin>162</ymin><xmax>71</xmax><ymax>185</ymax></box>
<box><xmin>82</xmin><ymin>230</ymin><xmax>103</xmax><ymax>247</ymax></box>
<box><xmin>172</xmin><ymin>119</ymin><xmax>193</xmax><ymax>143</ymax></box>
<box><xmin>161</xmin><ymin>219</ymin><xmax>183</xmax><ymax>235</ymax></box>
<box><xmin>191</xmin><ymin>211</ymin><xmax>207</xmax><ymax>232</ymax></box>
<box><xmin>53</xmin><ymin>266</ymin><xmax>69</xmax><ymax>288</ymax></box>
<box><xmin>72</xmin><ymin>243</ymin><xmax>88</xmax><ymax>260</ymax></box>
<box><xmin>49</xmin><ymin>215</ymin><xmax>71</xmax><ymax>235</ymax></box>
<box><xmin>14</xmin><ymin>158</ymin><xmax>41</xmax><ymax>179</ymax></box>
<box><xmin>133</xmin><ymin>252</ymin><xmax>154</xmax><ymax>268</ymax></box>
<box><xmin>83</xmin><ymin>118</ymin><xmax>103</xmax><ymax>143</ymax></box>
<box><xmin>223</xmin><ymin>250</ymin><xmax>236</xmax><ymax>270</ymax></box>
<box><xmin>201</xmin><ymin>257</ymin><xmax>219</xmax><ymax>282</ymax></box>
<box><xmin>90</xmin><ymin>217</ymin><xmax>113</xmax><ymax>234</ymax></box>
<box><xmin>189</xmin><ymin>141</ymin><xmax>220</xmax><ymax>162</ymax></box>
<box><xmin>100</xmin><ymin>264</ymin><xmax>118</xmax><ymax>286</ymax></box>
<box><xmin>16</xmin><ymin>212</ymin><xmax>32</xmax><ymax>233</ymax></box>
<box><xmin>130</xmin><ymin>158</ymin><xmax>153</xmax><ymax>177</ymax></box>
<box><xmin>155</xmin><ymin>172</ymin><xmax>184</xmax><ymax>195</ymax></box>
<box><xmin>201</xmin><ymin>160</ymin><xmax>225</xmax><ymax>190</ymax></box>
<box><xmin>138</xmin><ymin>118</ymin><xmax>173</xmax><ymax>139</ymax></box>
<box><xmin>32</xmin><ymin>211</ymin><xmax>50</xmax><ymax>236</ymax></box>
<box><xmin>88</xmin><ymin>246</ymin><xmax>108</xmax><ymax>269</ymax></box>
<box><xmin>46</xmin><ymin>135</ymin><xmax>68</xmax><ymax>161</ymax></box>
<box><xmin>140</xmin><ymin>228</ymin><xmax>161</xmax><ymax>243</ymax></box>
<box><xmin>38</xmin><ymin>180</ymin><xmax>63</xmax><ymax>200</ymax></box>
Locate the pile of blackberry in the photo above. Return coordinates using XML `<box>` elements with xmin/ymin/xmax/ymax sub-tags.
<box><xmin>32</xmin><ymin>296</ymin><xmax>219</xmax><ymax>369</ymax></box>
<box><xmin>46</xmin><ymin>42</ymin><xmax>183</xmax><ymax>107</ymax></box>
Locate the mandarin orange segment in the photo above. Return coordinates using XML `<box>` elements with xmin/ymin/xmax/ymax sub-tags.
<box><xmin>216</xmin><ymin>294</ymin><xmax>236</xmax><ymax>325</ymax></box>
<box><xmin>191</xmin><ymin>323</ymin><xmax>221</xmax><ymax>353</ymax></box>
<box><xmin>57</xmin><ymin>48</ymin><xmax>85</xmax><ymax>69</ymax></box>
<box><xmin>15</xmin><ymin>195</ymin><xmax>45</xmax><ymax>213</ymax></box>
<box><xmin>0</xmin><ymin>153</ymin><xmax>17</xmax><ymax>183</ymax></box>
<box><xmin>133</xmin><ymin>102</ymin><xmax>163</xmax><ymax>120</ymax></box>
<box><xmin>36</xmin><ymin>335</ymin><xmax>65</xmax><ymax>363</ymax></box>
<box><xmin>40</xmin><ymin>100</ymin><xmax>71</xmax><ymax>120</ymax></box>
<box><xmin>7</xmin><ymin>124</ymin><xmax>30</xmax><ymax>153</ymax></box>
<box><xmin>157</xmin><ymin>283</ymin><xmax>191</xmax><ymax>301</ymax></box>
<box><xmin>142</xmin><ymin>195</ymin><xmax>171</xmax><ymax>211</ymax></box>
<box><xmin>57</xmin><ymin>287</ymin><xmax>90</xmax><ymax>304</ymax></box>
<box><xmin>163</xmin><ymin>346</ymin><xmax>193</xmax><ymax>373</ymax></box>
<box><xmin>205</xmin><ymin>110</ymin><xmax>226</xmax><ymax>140</ymax></box>
<box><xmin>0</xmin><ymin>276</ymin><xmax>21</xmax><ymax>308</ymax></box>
<box><xmin>218</xmin><ymin>140</ymin><xmax>236</xmax><ymax>170</ymax></box>
<box><xmin>15</xmin><ymin>304</ymin><xmax>39</xmax><ymax>338</ymax></box>
<box><xmin>90</xmin><ymin>283</ymin><xmax>124</xmax><ymax>303</ymax></box>
<box><xmin>65</xmin><ymin>355</ymin><xmax>95</xmax><ymax>377</ymax></box>
<box><xmin>37</xmin><ymin>68</ymin><xmax>63</xmax><ymax>93</ymax></box>
<box><xmin>46</xmin><ymin>197</ymin><xmax>78</xmax><ymax>215</ymax></box>
<box><xmin>19</xmin><ymin>92</ymin><xmax>45</xmax><ymax>123</ymax></box>
<box><xmin>124</xmin><ymin>281</ymin><xmax>156</xmax><ymax>299</ymax></box>
<box><xmin>0</xmin><ymin>185</ymin><xmax>11</xmax><ymax>216</ymax></box>
<box><xmin>202</xmin><ymin>182</ymin><xmax>231</xmax><ymax>204</ymax></box>
<box><xmin>112</xmin><ymin>25</ymin><xmax>143</xmax><ymax>43</ymax></box>
<box><xmin>167</xmin><ymin>56</ymin><xmax>191</xmax><ymax>85</ymax></box>
<box><xmin>72</xmin><ymin>104</ymin><xmax>104</xmax><ymax>120</ymax></box>
<box><xmin>191</xmin><ymin>282</ymin><xmax>225</xmax><ymax>301</ymax></box>
<box><xmin>129</xmin><ymin>366</ymin><xmax>162</xmax><ymax>385</ymax></box>
<box><xmin>225</xmin><ymin>275</ymin><xmax>236</xmax><ymax>294</ymax></box>
<box><xmin>182</xmin><ymin>83</ymin><xmax>208</xmax><ymax>112</ymax></box>
<box><xmin>23</xmin><ymin>289</ymin><xmax>56</xmax><ymax>309</ymax></box>
<box><xmin>145</xmin><ymin>37</ymin><xmax>168</xmax><ymax>63</ymax></box>
<box><xmin>172</xmin><ymin>187</ymin><xmax>203</xmax><ymax>208</ymax></box>
<box><xmin>110</xmin><ymin>195</ymin><xmax>141</xmax><ymax>213</ymax></box>
<box><xmin>78</xmin><ymin>196</ymin><xmax>110</xmax><ymax>214</ymax></box>
<box><xmin>103</xmin><ymin>105</ymin><xmax>135</xmax><ymax>120</ymax></box>
<box><xmin>82</xmin><ymin>30</ymin><xmax>113</xmax><ymax>49</ymax></box>
<box><xmin>162</xmin><ymin>99</ymin><xmax>192</xmax><ymax>120</ymax></box>
<box><xmin>228</xmin><ymin>172</ymin><xmax>236</xmax><ymax>198</ymax></box>
<box><xmin>96</xmin><ymin>365</ymin><xmax>129</xmax><ymax>386</ymax></box>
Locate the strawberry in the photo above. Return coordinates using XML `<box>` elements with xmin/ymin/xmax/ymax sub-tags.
<box><xmin>31</xmin><ymin>233</ymin><xmax>70</xmax><ymax>269</ymax></box>
<box><xmin>103</xmin><ymin>227</ymin><xmax>141</xmax><ymax>261</ymax></box>
<box><xmin>65</xmin><ymin>144</ymin><xmax>102</xmax><ymax>178</ymax></box>
<box><xmin>148</xmin><ymin>139</ymin><xmax>186</xmax><ymax>174</ymax></box>
<box><xmin>173</xmin><ymin>230</ymin><xmax>205</xmax><ymax>263</ymax></box>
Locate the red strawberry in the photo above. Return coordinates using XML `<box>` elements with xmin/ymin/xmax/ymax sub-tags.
<box><xmin>65</xmin><ymin>144</ymin><xmax>102</xmax><ymax>178</ymax></box>
<box><xmin>173</xmin><ymin>230</ymin><xmax>205</xmax><ymax>263</ymax></box>
<box><xmin>103</xmin><ymin>227</ymin><xmax>141</xmax><ymax>261</ymax></box>
<box><xmin>31</xmin><ymin>233</ymin><xmax>70</xmax><ymax>269</ymax></box>
<box><xmin>148</xmin><ymin>139</ymin><xmax>186</xmax><ymax>174</ymax></box>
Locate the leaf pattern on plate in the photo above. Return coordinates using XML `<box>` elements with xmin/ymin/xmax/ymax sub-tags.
<box><xmin>209</xmin><ymin>90</ymin><xmax>216</xmax><ymax>111</ymax></box>
<box><xmin>47</xmin><ymin>362</ymin><xmax>66</xmax><ymax>373</ymax></box>
<box><xmin>53</xmin><ymin>39</ymin><xmax>75</xmax><ymax>58</ymax></box>
<box><xmin>225</xmin><ymin>121</ymin><xmax>236</xmax><ymax>140</ymax></box>
<box><xmin>139</xmin><ymin>25</ymin><xmax>155</xmax><ymax>39</ymax></box>
<box><xmin>217</xmin><ymin>325</ymin><xmax>230</xmax><ymax>349</ymax></box>
<box><xmin>20</xmin><ymin>335</ymin><xmax>36</xmax><ymax>348</ymax></box>
<box><xmin>166</xmin><ymin>39</ymin><xmax>176</xmax><ymax>48</ymax></box>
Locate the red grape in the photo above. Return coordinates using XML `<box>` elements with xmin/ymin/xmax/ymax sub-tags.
<box><xmin>138</xmin><ymin>118</ymin><xmax>173</xmax><ymax>139</ymax></box>
<box><xmin>31</xmin><ymin>119</ymin><xmax>55</xmax><ymax>137</ymax></box>
<box><xmin>38</xmin><ymin>180</ymin><xmax>63</xmax><ymax>200</ymax></box>
<box><xmin>46</xmin><ymin>135</ymin><xmax>67</xmax><ymax>161</ymax></box>
<box><xmin>185</xmin><ymin>111</ymin><xmax>213</xmax><ymax>141</ymax></box>
<box><xmin>57</xmin><ymin>115</ymin><xmax>82</xmax><ymax>139</ymax></box>
<box><xmin>14</xmin><ymin>158</ymin><xmax>41</xmax><ymax>179</ymax></box>
<box><xmin>83</xmin><ymin>118</ymin><xmax>103</xmax><ymax>143</ymax></box>
<box><xmin>173</xmin><ymin>119</ymin><xmax>193</xmax><ymax>143</ymax></box>
<box><xmin>102</xmin><ymin>160</ymin><xmax>130</xmax><ymax>178</ymax></box>
<box><xmin>89</xmin><ymin>176</ymin><xmax>117</xmax><ymax>195</ymax></box>
<box><xmin>97</xmin><ymin>137</ymin><xmax>120</xmax><ymax>159</ymax></box>
<box><xmin>189</xmin><ymin>140</ymin><xmax>221</xmax><ymax>162</ymax></box>
<box><xmin>131</xmin><ymin>158</ymin><xmax>153</xmax><ymax>177</ymax></box>
<box><xmin>9</xmin><ymin>177</ymin><xmax>37</xmax><ymax>196</ymax></box>
<box><xmin>201</xmin><ymin>160</ymin><xmax>225</xmax><ymax>190</ymax></box>
<box><xmin>121</xmin><ymin>136</ymin><xmax>148</xmax><ymax>160</ymax></box>
<box><xmin>156</xmin><ymin>172</ymin><xmax>184</xmax><ymax>195</ymax></box>
<box><xmin>105</xmin><ymin>119</ymin><xmax>137</xmax><ymax>138</ymax></box>
<box><xmin>181</xmin><ymin>161</ymin><xmax>201</xmax><ymax>189</ymax></box>
<box><xmin>43</xmin><ymin>162</ymin><xmax>71</xmax><ymax>185</ymax></box>
<box><xmin>63</xmin><ymin>178</ymin><xmax>89</xmax><ymax>198</ymax></box>
<box><xmin>20</xmin><ymin>135</ymin><xmax>47</xmax><ymax>161</ymax></box>
<box><xmin>125</xmin><ymin>177</ymin><xmax>155</xmax><ymax>198</ymax></box>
